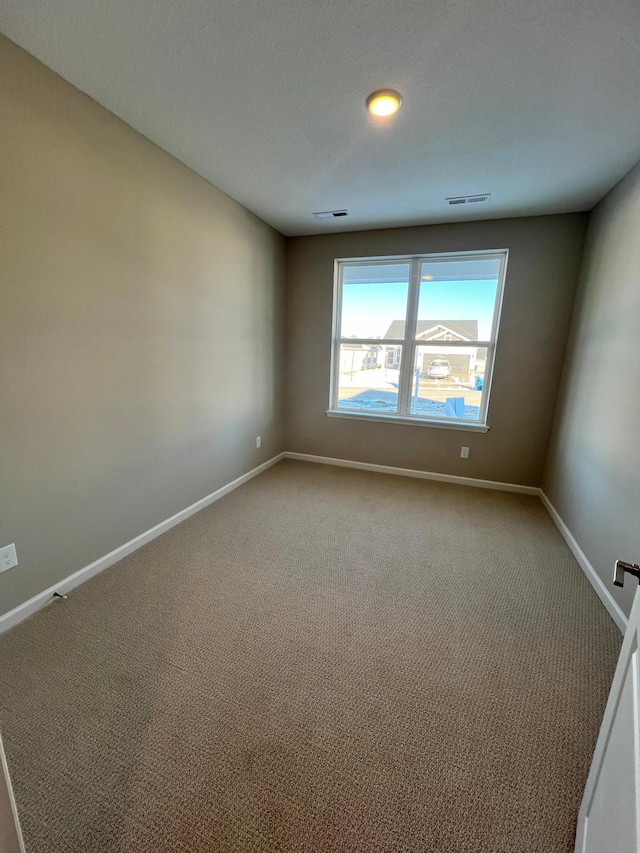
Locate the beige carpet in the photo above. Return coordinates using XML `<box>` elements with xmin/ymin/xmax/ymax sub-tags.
<box><xmin>0</xmin><ymin>460</ymin><xmax>621</xmax><ymax>852</ymax></box>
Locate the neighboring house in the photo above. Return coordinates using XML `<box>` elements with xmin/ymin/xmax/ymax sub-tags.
<box><xmin>339</xmin><ymin>343</ymin><xmax>381</xmax><ymax>375</ymax></box>
<box><xmin>382</xmin><ymin>320</ymin><xmax>484</xmax><ymax>378</ymax></box>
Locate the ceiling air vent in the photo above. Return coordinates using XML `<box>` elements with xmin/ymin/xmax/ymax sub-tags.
<box><xmin>313</xmin><ymin>210</ymin><xmax>349</xmax><ymax>219</ymax></box>
<box><xmin>446</xmin><ymin>194</ymin><xmax>491</xmax><ymax>206</ymax></box>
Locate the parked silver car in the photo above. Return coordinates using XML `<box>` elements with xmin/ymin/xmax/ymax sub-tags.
<box><xmin>427</xmin><ymin>359</ymin><xmax>452</xmax><ymax>379</ymax></box>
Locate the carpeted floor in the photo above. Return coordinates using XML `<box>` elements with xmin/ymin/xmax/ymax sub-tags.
<box><xmin>0</xmin><ymin>460</ymin><xmax>621</xmax><ymax>852</ymax></box>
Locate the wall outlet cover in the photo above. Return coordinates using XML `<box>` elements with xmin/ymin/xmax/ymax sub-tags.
<box><xmin>0</xmin><ymin>544</ymin><xmax>18</xmax><ymax>573</ymax></box>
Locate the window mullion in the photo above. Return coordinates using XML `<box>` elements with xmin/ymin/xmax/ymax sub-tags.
<box><xmin>398</xmin><ymin>258</ymin><xmax>421</xmax><ymax>416</ymax></box>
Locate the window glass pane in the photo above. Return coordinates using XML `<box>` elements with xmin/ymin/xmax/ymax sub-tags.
<box><xmin>416</xmin><ymin>257</ymin><xmax>500</xmax><ymax>342</ymax></box>
<box><xmin>341</xmin><ymin>263</ymin><xmax>410</xmax><ymax>339</ymax></box>
<box><xmin>409</xmin><ymin>345</ymin><xmax>486</xmax><ymax>421</ymax></box>
<box><xmin>337</xmin><ymin>344</ymin><xmax>401</xmax><ymax>413</ymax></box>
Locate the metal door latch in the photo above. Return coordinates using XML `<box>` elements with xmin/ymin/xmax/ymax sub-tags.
<box><xmin>614</xmin><ymin>560</ymin><xmax>640</xmax><ymax>588</ymax></box>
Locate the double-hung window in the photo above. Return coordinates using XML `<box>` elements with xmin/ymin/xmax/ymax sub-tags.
<box><xmin>329</xmin><ymin>250</ymin><xmax>507</xmax><ymax>430</ymax></box>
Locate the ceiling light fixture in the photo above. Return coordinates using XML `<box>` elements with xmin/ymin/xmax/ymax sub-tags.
<box><xmin>366</xmin><ymin>89</ymin><xmax>402</xmax><ymax>117</ymax></box>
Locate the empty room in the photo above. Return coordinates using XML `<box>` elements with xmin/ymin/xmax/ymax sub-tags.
<box><xmin>1</xmin><ymin>0</ymin><xmax>639</xmax><ymax>850</ymax></box>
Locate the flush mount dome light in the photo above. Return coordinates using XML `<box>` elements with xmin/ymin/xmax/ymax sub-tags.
<box><xmin>366</xmin><ymin>89</ymin><xmax>402</xmax><ymax>117</ymax></box>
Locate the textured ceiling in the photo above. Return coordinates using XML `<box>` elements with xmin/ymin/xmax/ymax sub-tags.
<box><xmin>1</xmin><ymin>0</ymin><xmax>640</xmax><ymax>236</ymax></box>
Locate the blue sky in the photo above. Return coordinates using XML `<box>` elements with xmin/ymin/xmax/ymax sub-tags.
<box><xmin>341</xmin><ymin>279</ymin><xmax>499</xmax><ymax>340</ymax></box>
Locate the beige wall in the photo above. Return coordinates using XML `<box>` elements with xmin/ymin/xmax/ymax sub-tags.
<box><xmin>544</xmin><ymin>161</ymin><xmax>640</xmax><ymax>618</ymax></box>
<box><xmin>0</xmin><ymin>36</ymin><xmax>286</xmax><ymax>617</ymax></box>
<box><xmin>286</xmin><ymin>215</ymin><xmax>587</xmax><ymax>485</ymax></box>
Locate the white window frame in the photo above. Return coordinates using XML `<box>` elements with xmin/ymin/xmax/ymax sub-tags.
<box><xmin>327</xmin><ymin>249</ymin><xmax>508</xmax><ymax>432</ymax></box>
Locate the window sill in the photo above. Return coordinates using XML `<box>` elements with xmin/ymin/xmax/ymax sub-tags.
<box><xmin>326</xmin><ymin>410</ymin><xmax>490</xmax><ymax>432</ymax></box>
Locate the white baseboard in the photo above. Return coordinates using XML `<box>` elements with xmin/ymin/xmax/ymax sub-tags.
<box><xmin>539</xmin><ymin>491</ymin><xmax>627</xmax><ymax>634</ymax></box>
<box><xmin>283</xmin><ymin>452</ymin><xmax>540</xmax><ymax>495</ymax></box>
<box><xmin>0</xmin><ymin>453</ymin><xmax>285</xmax><ymax>636</ymax></box>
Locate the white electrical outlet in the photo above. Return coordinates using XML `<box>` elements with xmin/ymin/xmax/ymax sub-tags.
<box><xmin>0</xmin><ymin>544</ymin><xmax>18</xmax><ymax>573</ymax></box>
<box><xmin>256</xmin><ymin>436</ymin><xmax>262</xmax><ymax>448</ymax></box>
<box><xmin>460</xmin><ymin>446</ymin><xmax>470</xmax><ymax>459</ymax></box>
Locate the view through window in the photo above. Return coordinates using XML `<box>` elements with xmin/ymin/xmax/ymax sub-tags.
<box><xmin>330</xmin><ymin>251</ymin><xmax>507</xmax><ymax>426</ymax></box>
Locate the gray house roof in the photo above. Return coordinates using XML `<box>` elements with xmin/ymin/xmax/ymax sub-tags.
<box><xmin>383</xmin><ymin>320</ymin><xmax>479</xmax><ymax>341</ymax></box>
